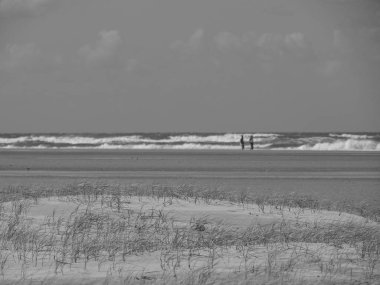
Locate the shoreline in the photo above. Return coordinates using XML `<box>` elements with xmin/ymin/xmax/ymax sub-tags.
<box><xmin>0</xmin><ymin>149</ymin><xmax>379</xmax><ymax>207</ymax></box>
<box><xmin>2</xmin><ymin>148</ymin><xmax>380</xmax><ymax>153</ymax></box>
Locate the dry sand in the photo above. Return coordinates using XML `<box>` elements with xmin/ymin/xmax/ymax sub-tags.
<box><xmin>2</xmin><ymin>195</ymin><xmax>379</xmax><ymax>284</ymax></box>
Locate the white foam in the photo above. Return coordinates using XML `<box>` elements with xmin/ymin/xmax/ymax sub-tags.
<box><xmin>329</xmin><ymin>133</ymin><xmax>374</xmax><ymax>140</ymax></box>
<box><xmin>97</xmin><ymin>143</ymin><xmax>237</xmax><ymax>150</ymax></box>
<box><xmin>1</xmin><ymin>133</ymin><xmax>379</xmax><ymax>151</ymax></box>
<box><xmin>290</xmin><ymin>139</ymin><xmax>380</xmax><ymax>151</ymax></box>
<box><xmin>253</xmin><ymin>133</ymin><xmax>280</xmax><ymax>138</ymax></box>
<box><xmin>0</xmin><ymin>133</ymin><xmax>280</xmax><ymax>145</ymax></box>
<box><xmin>165</xmin><ymin>134</ymin><xmax>239</xmax><ymax>143</ymax></box>
<box><xmin>151</xmin><ymin>133</ymin><xmax>278</xmax><ymax>143</ymax></box>
<box><xmin>0</xmin><ymin>136</ymin><xmax>30</xmax><ymax>144</ymax></box>
<box><xmin>28</xmin><ymin>135</ymin><xmax>143</xmax><ymax>144</ymax></box>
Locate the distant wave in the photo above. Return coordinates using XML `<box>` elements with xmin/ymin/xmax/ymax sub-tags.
<box><xmin>98</xmin><ymin>143</ymin><xmax>237</xmax><ymax>150</ymax></box>
<box><xmin>0</xmin><ymin>133</ymin><xmax>379</xmax><ymax>151</ymax></box>
<box><xmin>284</xmin><ymin>139</ymin><xmax>380</xmax><ymax>151</ymax></box>
<box><xmin>0</xmin><ymin>134</ymin><xmax>277</xmax><ymax>148</ymax></box>
<box><xmin>0</xmin><ymin>133</ymin><xmax>279</xmax><ymax>145</ymax></box>
<box><xmin>329</xmin><ymin>133</ymin><xmax>376</xmax><ymax>140</ymax></box>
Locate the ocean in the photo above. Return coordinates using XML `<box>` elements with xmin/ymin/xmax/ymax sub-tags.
<box><xmin>1</xmin><ymin>132</ymin><xmax>380</xmax><ymax>151</ymax></box>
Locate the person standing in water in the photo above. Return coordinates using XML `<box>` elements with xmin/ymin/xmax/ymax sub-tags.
<box><xmin>240</xmin><ymin>135</ymin><xmax>245</xmax><ymax>150</ymax></box>
<box><xmin>249</xmin><ymin>135</ymin><xmax>254</xmax><ymax>150</ymax></box>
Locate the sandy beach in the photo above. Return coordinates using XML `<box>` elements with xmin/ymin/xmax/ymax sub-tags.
<box><xmin>2</xmin><ymin>0</ymin><xmax>380</xmax><ymax>282</ymax></box>
<box><xmin>1</xmin><ymin>149</ymin><xmax>379</xmax><ymax>205</ymax></box>
<box><xmin>1</xmin><ymin>149</ymin><xmax>380</xmax><ymax>284</ymax></box>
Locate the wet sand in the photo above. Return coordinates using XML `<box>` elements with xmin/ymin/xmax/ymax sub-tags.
<box><xmin>1</xmin><ymin>149</ymin><xmax>379</xmax><ymax>205</ymax></box>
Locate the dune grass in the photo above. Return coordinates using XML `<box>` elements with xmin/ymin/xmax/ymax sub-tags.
<box><xmin>0</xmin><ymin>182</ymin><xmax>379</xmax><ymax>284</ymax></box>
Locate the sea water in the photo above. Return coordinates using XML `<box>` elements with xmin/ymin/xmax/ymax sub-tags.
<box><xmin>0</xmin><ymin>132</ymin><xmax>380</xmax><ymax>151</ymax></box>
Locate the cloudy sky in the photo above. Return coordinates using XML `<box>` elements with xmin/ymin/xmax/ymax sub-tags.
<box><xmin>0</xmin><ymin>0</ymin><xmax>379</xmax><ymax>132</ymax></box>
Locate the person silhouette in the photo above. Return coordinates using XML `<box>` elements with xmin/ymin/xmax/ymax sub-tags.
<box><xmin>240</xmin><ymin>135</ymin><xmax>245</xmax><ymax>150</ymax></box>
<box><xmin>249</xmin><ymin>135</ymin><xmax>254</xmax><ymax>150</ymax></box>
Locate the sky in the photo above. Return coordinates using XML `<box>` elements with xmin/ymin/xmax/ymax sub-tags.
<box><xmin>0</xmin><ymin>0</ymin><xmax>379</xmax><ymax>133</ymax></box>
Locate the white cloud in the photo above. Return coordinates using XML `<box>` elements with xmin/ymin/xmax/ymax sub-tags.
<box><xmin>188</xmin><ymin>29</ymin><xmax>204</xmax><ymax>50</ymax></box>
<box><xmin>165</xmin><ymin>30</ymin><xmax>320</xmax><ymax>78</ymax></box>
<box><xmin>257</xmin><ymin>33</ymin><xmax>309</xmax><ymax>51</ymax></box>
<box><xmin>257</xmin><ymin>33</ymin><xmax>283</xmax><ymax>49</ymax></box>
<box><xmin>318</xmin><ymin>60</ymin><xmax>342</xmax><ymax>77</ymax></box>
<box><xmin>79</xmin><ymin>30</ymin><xmax>122</xmax><ymax>66</ymax></box>
<box><xmin>0</xmin><ymin>42</ymin><xmax>63</xmax><ymax>73</ymax></box>
<box><xmin>170</xmin><ymin>28</ymin><xmax>204</xmax><ymax>54</ymax></box>
<box><xmin>284</xmin><ymin>33</ymin><xmax>308</xmax><ymax>49</ymax></box>
<box><xmin>0</xmin><ymin>43</ymin><xmax>40</xmax><ymax>69</ymax></box>
<box><xmin>171</xmin><ymin>30</ymin><xmax>314</xmax><ymax>59</ymax></box>
<box><xmin>256</xmin><ymin>32</ymin><xmax>315</xmax><ymax>60</ymax></box>
<box><xmin>214</xmin><ymin>32</ymin><xmax>242</xmax><ymax>51</ymax></box>
<box><xmin>0</xmin><ymin>0</ymin><xmax>52</xmax><ymax>15</ymax></box>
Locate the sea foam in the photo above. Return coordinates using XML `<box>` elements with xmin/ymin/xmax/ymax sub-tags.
<box><xmin>0</xmin><ymin>133</ymin><xmax>379</xmax><ymax>151</ymax></box>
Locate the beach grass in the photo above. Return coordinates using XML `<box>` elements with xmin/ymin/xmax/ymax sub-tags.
<box><xmin>0</xmin><ymin>182</ymin><xmax>379</xmax><ymax>284</ymax></box>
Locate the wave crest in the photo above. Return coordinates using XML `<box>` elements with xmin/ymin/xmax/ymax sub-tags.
<box><xmin>289</xmin><ymin>139</ymin><xmax>380</xmax><ymax>151</ymax></box>
<box><xmin>1</xmin><ymin>133</ymin><xmax>379</xmax><ymax>151</ymax></box>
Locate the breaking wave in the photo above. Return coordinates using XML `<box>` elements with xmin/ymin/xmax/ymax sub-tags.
<box><xmin>98</xmin><ymin>143</ymin><xmax>237</xmax><ymax>150</ymax></box>
<box><xmin>329</xmin><ymin>133</ymin><xmax>376</xmax><ymax>140</ymax></box>
<box><xmin>0</xmin><ymin>133</ymin><xmax>379</xmax><ymax>151</ymax></box>
<box><xmin>287</xmin><ymin>139</ymin><xmax>380</xmax><ymax>151</ymax></box>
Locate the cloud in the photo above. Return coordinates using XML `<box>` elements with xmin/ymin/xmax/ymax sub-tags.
<box><xmin>155</xmin><ymin>30</ymin><xmax>321</xmax><ymax>83</ymax></box>
<box><xmin>170</xmin><ymin>28</ymin><xmax>204</xmax><ymax>55</ymax></box>
<box><xmin>173</xmin><ymin>30</ymin><xmax>315</xmax><ymax>59</ymax></box>
<box><xmin>214</xmin><ymin>32</ymin><xmax>242</xmax><ymax>51</ymax></box>
<box><xmin>212</xmin><ymin>31</ymin><xmax>316</xmax><ymax>63</ymax></box>
<box><xmin>213</xmin><ymin>31</ymin><xmax>314</xmax><ymax>57</ymax></box>
<box><xmin>257</xmin><ymin>32</ymin><xmax>309</xmax><ymax>51</ymax></box>
<box><xmin>0</xmin><ymin>0</ymin><xmax>52</xmax><ymax>16</ymax></box>
<box><xmin>188</xmin><ymin>29</ymin><xmax>204</xmax><ymax>50</ymax></box>
<box><xmin>0</xmin><ymin>42</ymin><xmax>62</xmax><ymax>73</ymax></box>
<box><xmin>79</xmin><ymin>30</ymin><xmax>123</xmax><ymax>67</ymax></box>
<box><xmin>317</xmin><ymin>59</ymin><xmax>342</xmax><ymax>77</ymax></box>
<box><xmin>256</xmin><ymin>32</ymin><xmax>316</xmax><ymax>61</ymax></box>
<box><xmin>0</xmin><ymin>42</ymin><xmax>39</xmax><ymax>69</ymax></box>
<box><xmin>256</xmin><ymin>33</ymin><xmax>284</xmax><ymax>55</ymax></box>
<box><xmin>284</xmin><ymin>33</ymin><xmax>308</xmax><ymax>49</ymax></box>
